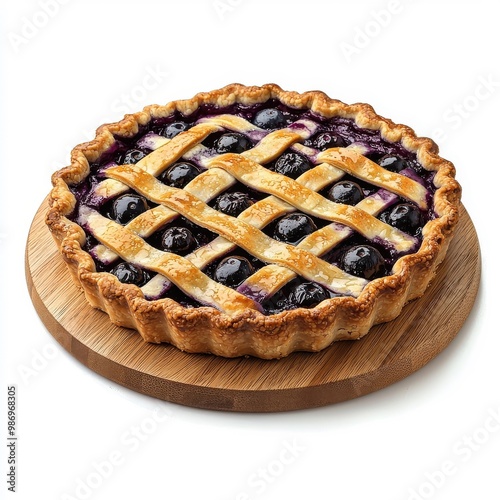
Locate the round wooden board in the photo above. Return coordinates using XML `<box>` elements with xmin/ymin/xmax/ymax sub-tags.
<box><xmin>26</xmin><ymin>199</ymin><xmax>480</xmax><ymax>412</ymax></box>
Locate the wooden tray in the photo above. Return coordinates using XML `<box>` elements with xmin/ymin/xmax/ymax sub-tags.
<box><xmin>25</xmin><ymin>200</ymin><xmax>480</xmax><ymax>412</ymax></box>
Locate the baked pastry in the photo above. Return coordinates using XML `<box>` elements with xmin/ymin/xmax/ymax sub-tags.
<box><xmin>46</xmin><ymin>83</ymin><xmax>461</xmax><ymax>359</ymax></box>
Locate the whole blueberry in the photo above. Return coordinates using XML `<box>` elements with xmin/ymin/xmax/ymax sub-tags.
<box><xmin>119</xmin><ymin>149</ymin><xmax>147</xmax><ymax>165</ymax></box>
<box><xmin>160</xmin><ymin>121</ymin><xmax>190</xmax><ymax>139</ymax></box>
<box><xmin>313</xmin><ymin>132</ymin><xmax>347</xmax><ymax>150</ymax></box>
<box><xmin>214</xmin><ymin>192</ymin><xmax>253</xmax><ymax>216</ymax></box>
<box><xmin>273</xmin><ymin>213</ymin><xmax>317</xmax><ymax>245</ymax></box>
<box><xmin>214</xmin><ymin>256</ymin><xmax>254</xmax><ymax>288</ymax></box>
<box><xmin>261</xmin><ymin>290</ymin><xmax>289</xmax><ymax>314</ymax></box>
<box><xmin>289</xmin><ymin>282</ymin><xmax>330</xmax><ymax>308</ymax></box>
<box><xmin>381</xmin><ymin>203</ymin><xmax>422</xmax><ymax>234</ymax></box>
<box><xmin>378</xmin><ymin>155</ymin><xmax>408</xmax><ymax>173</ymax></box>
<box><xmin>274</xmin><ymin>152</ymin><xmax>311</xmax><ymax>179</ymax></box>
<box><xmin>327</xmin><ymin>180</ymin><xmax>364</xmax><ymax>205</ymax></box>
<box><xmin>110</xmin><ymin>262</ymin><xmax>150</xmax><ymax>286</ymax></box>
<box><xmin>161</xmin><ymin>227</ymin><xmax>197</xmax><ymax>254</ymax></box>
<box><xmin>111</xmin><ymin>194</ymin><xmax>149</xmax><ymax>224</ymax></box>
<box><xmin>340</xmin><ymin>245</ymin><xmax>386</xmax><ymax>280</ymax></box>
<box><xmin>215</xmin><ymin>133</ymin><xmax>253</xmax><ymax>154</ymax></box>
<box><xmin>253</xmin><ymin>108</ymin><xmax>286</xmax><ymax>130</ymax></box>
<box><xmin>159</xmin><ymin>162</ymin><xmax>200</xmax><ymax>188</ymax></box>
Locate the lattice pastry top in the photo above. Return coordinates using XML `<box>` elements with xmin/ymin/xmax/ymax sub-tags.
<box><xmin>47</xmin><ymin>84</ymin><xmax>461</xmax><ymax>359</ymax></box>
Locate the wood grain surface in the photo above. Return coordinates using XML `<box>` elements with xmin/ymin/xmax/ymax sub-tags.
<box><xmin>25</xmin><ymin>199</ymin><xmax>481</xmax><ymax>412</ymax></box>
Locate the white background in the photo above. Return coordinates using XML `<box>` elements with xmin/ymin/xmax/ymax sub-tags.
<box><xmin>1</xmin><ymin>1</ymin><xmax>499</xmax><ymax>499</ymax></box>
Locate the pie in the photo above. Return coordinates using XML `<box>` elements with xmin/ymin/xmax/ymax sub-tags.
<box><xmin>46</xmin><ymin>83</ymin><xmax>461</xmax><ymax>359</ymax></box>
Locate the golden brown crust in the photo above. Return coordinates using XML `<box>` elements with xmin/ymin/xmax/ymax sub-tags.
<box><xmin>46</xmin><ymin>83</ymin><xmax>461</xmax><ymax>359</ymax></box>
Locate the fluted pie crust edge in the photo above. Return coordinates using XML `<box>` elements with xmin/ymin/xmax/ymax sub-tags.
<box><xmin>46</xmin><ymin>83</ymin><xmax>461</xmax><ymax>359</ymax></box>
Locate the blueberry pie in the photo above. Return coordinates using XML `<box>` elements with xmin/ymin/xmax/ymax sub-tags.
<box><xmin>46</xmin><ymin>84</ymin><xmax>461</xmax><ymax>359</ymax></box>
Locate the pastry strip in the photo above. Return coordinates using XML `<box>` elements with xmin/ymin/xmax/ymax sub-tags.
<box><xmin>93</xmin><ymin>122</ymin><xmax>222</xmax><ymax>199</ymax></box>
<box><xmin>139</xmin><ymin>163</ymin><xmax>346</xmax><ymax>298</ymax></box>
<box><xmin>207</xmin><ymin>154</ymin><xmax>417</xmax><ymax>253</ymax></box>
<box><xmin>240</xmin><ymin>190</ymin><xmax>399</xmax><ymax>300</ymax></box>
<box><xmin>79</xmin><ymin>207</ymin><xmax>261</xmax><ymax>315</ymax></box>
<box><xmin>318</xmin><ymin>148</ymin><xmax>429</xmax><ymax>209</ymax></box>
<box><xmin>106</xmin><ymin>166</ymin><xmax>368</xmax><ymax>296</ymax></box>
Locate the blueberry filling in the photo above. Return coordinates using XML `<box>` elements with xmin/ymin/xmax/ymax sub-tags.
<box><xmin>215</xmin><ymin>132</ymin><xmax>253</xmax><ymax>154</ymax></box>
<box><xmin>378</xmin><ymin>154</ymin><xmax>408</xmax><ymax>173</ymax></box>
<box><xmin>273</xmin><ymin>151</ymin><xmax>311</xmax><ymax>179</ymax></box>
<box><xmin>161</xmin><ymin>227</ymin><xmax>197</xmax><ymax>255</ymax></box>
<box><xmin>118</xmin><ymin>148</ymin><xmax>147</xmax><ymax>165</ymax></box>
<box><xmin>289</xmin><ymin>282</ymin><xmax>330</xmax><ymax>308</ymax></box>
<box><xmin>214</xmin><ymin>256</ymin><xmax>255</xmax><ymax>288</ymax></box>
<box><xmin>214</xmin><ymin>192</ymin><xmax>253</xmax><ymax>216</ymax></box>
<box><xmin>327</xmin><ymin>180</ymin><xmax>364</xmax><ymax>206</ymax></box>
<box><xmin>339</xmin><ymin>245</ymin><xmax>386</xmax><ymax>280</ymax></box>
<box><xmin>253</xmin><ymin>108</ymin><xmax>287</xmax><ymax>129</ymax></box>
<box><xmin>262</xmin><ymin>278</ymin><xmax>340</xmax><ymax>314</ymax></box>
<box><xmin>312</xmin><ymin>132</ymin><xmax>348</xmax><ymax>150</ymax></box>
<box><xmin>380</xmin><ymin>203</ymin><xmax>423</xmax><ymax>235</ymax></box>
<box><xmin>69</xmin><ymin>99</ymin><xmax>437</xmax><ymax>314</ymax></box>
<box><xmin>159</xmin><ymin>162</ymin><xmax>200</xmax><ymax>188</ymax></box>
<box><xmin>110</xmin><ymin>194</ymin><xmax>150</xmax><ymax>225</ymax></box>
<box><xmin>110</xmin><ymin>262</ymin><xmax>151</xmax><ymax>287</ymax></box>
<box><xmin>158</xmin><ymin>121</ymin><xmax>191</xmax><ymax>139</ymax></box>
<box><xmin>273</xmin><ymin>213</ymin><xmax>318</xmax><ymax>245</ymax></box>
